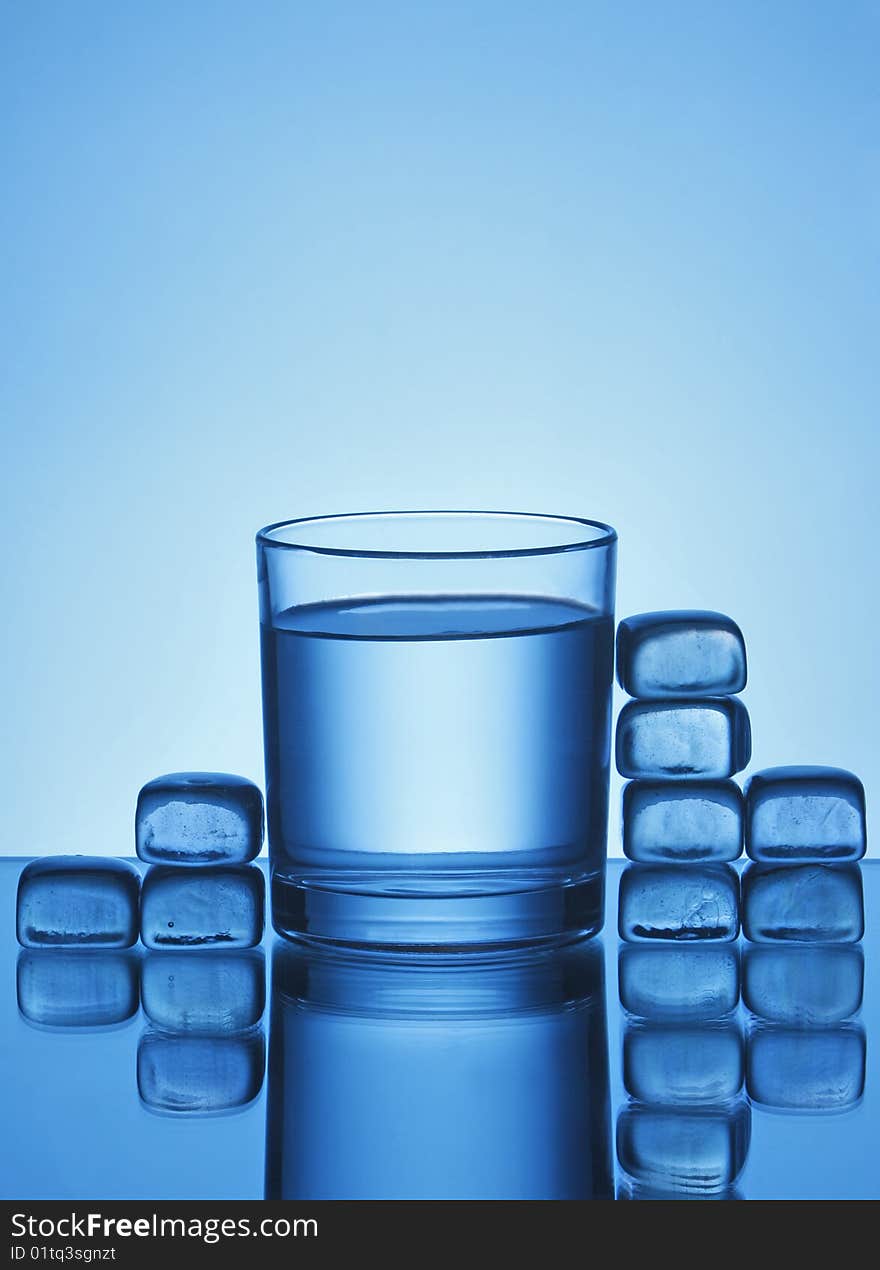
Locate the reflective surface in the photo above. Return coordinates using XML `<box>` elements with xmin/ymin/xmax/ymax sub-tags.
<box><xmin>1</xmin><ymin>860</ymin><xmax>878</xmax><ymax>1199</ymax></box>
<box><xmin>267</xmin><ymin>940</ymin><xmax>611</xmax><ymax>1199</ymax></box>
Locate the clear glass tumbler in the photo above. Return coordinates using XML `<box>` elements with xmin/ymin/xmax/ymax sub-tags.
<box><xmin>257</xmin><ymin>511</ymin><xmax>617</xmax><ymax>947</ymax></box>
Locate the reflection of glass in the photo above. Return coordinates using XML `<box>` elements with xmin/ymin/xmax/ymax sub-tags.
<box><xmin>17</xmin><ymin>950</ymin><xmax>139</xmax><ymax>1029</ymax></box>
<box><xmin>266</xmin><ymin>939</ymin><xmax>611</xmax><ymax>1198</ymax></box>
<box><xmin>257</xmin><ymin>512</ymin><xmax>617</xmax><ymax>947</ymax></box>
<box><xmin>741</xmin><ymin>846</ymin><xmax>867</xmax><ymax>1119</ymax></box>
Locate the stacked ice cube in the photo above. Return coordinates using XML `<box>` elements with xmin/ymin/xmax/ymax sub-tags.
<box><xmin>15</xmin><ymin>773</ymin><xmax>268</xmax><ymax>1113</ymax></box>
<box><xmin>16</xmin><ymin>856</ymin><xmax>143</xmax><ymax>1032</ymax></box>
<box><xmin>133</xmin><ymin>771</ymin><xmax>267</xmax><ymax>1113</ymax></box>
<box><xmin>739</xmin><ymin>767</ymin><xmax>867</xmax><ymax>1115</ymax></box>
<box><xmin>16</xmin><ymin>856</ymin><xmax>142</xmax><ymax>951</ymax></box>
<box><xmin>616</xmin><ymin>611</ymin><xmax>750</xmax><ymax>942</ymax></box>
<box><xmin>136</xmin><ymin>773</ymin><xmax>265</xmax><ymax>950</ymax></box>
<box><xmin>613</xmin><ymin>612</ymin><xmax>751</xmax><ymax>1194</ymax></box>
<box><xmin>742</xmin><ymin>767</ymin><xmax>866</xmax><ymax>940</ymax></box>
<box><xmin>15</xmin><ymin>774</ymin><xmax>266</xmax><ymax>953</ymax></box>
<box><xmin>613</xmin><ymin>611</ymin><xmax>868</xmax><ymax>1191</ymax></box>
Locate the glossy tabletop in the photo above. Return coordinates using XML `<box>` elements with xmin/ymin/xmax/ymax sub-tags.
<box><xmin>1</xmin><ymin>860</ymin><xmax>876</xmax><ymax>1200</ymax></box>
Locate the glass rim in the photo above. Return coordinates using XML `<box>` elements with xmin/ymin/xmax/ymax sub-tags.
<box><xmin>256</xmin><ymin>510</ymin><xmax>617</xmax><ymax>560</ymax></box>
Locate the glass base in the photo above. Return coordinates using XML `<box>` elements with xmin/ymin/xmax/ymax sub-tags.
<box><xmin>271</xmin><ymin>867</ymin><xmax>605</xmax><ymax>950</ymax></box>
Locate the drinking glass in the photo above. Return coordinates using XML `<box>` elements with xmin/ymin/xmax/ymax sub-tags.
<box><xmin>257</xmin><ymin>511</ymin><xmax>617</xmax><ymax>947</ymax></box>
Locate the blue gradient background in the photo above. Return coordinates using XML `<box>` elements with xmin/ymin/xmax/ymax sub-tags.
<box><xmin>2</xmin><ymin>2</ymin><xmax>877</xmax><ymax>859</ymax></box>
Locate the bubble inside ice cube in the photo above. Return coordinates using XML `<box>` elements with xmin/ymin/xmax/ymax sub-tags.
<box><xmin>742</xmin><ymin>863</ymin><xmax>864</xmax><ymax>944</ymax></box>
<box><xmin>616</xmin><ymin>611</ymin><xmax>747</xmax><ymax>699</ymax></box>
<box><xmin>16</xmin><ymin>857</ymin><xmax>140</xmax><ymax>949</ymax></box>
<box><xmin>137</xmin><ymin>1028</ymin><xmax>266</xmax><ymax>1113</ymax></box>
<box><xmin>618</xmin><ymin>864</ymin><xmax>740</xmax><ymax>943</ymax></box>
<box><xmin>141</xmin><ymin>950</ymin><xmax>266</xmax><ymax>1033</ymax></box>
<box><xmin>622</xmin><ymin>780</ymin><xmax>743</xmax><ymax>862</ymax></box>
<box><xmin>618</xmin><ymin>945</ymin><xmax>741</xmax><ymax>1021</ymax></box>
<box><xmin>616</xmin><ymin>699</ymin><xmax>751</xmax><ymax>780</ymax></box>
<box><xmin>17</xmin><ymin>950</ymin><xmax>139</xmax><ymax>1028</ymax></box>
<box><xmin>140</xmin><ymin>865</ymin><xmax>264</xmax><ymax>950</ymax></box>
<box><xmin>745</xmin><ymin>766</ymin><xmax>866</xmax><ymax>863</ymax></box>
<box><xmin>746</xmin><ymin>1024</ymin><xmax>866</xmax><ymax>1111</ymax></box>
<box><xmin>743</xmin><ymin>946</ymin><xmax>863</xmax><ymax>1024</ymax></box>
<box><xmin>136</xmin><ymin>772</ymin><xmax>264</xmax><ymax>866</ymax></box>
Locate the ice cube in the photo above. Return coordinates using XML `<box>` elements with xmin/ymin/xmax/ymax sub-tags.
<box><xmin>622</xmin><ymin>779</ymin><xmax>743</xmax><ymax>862</ymax></box>
<box><xmin>140</xmin><ymin>865</ymin><xmax>264</xmax><ymax>950</ymax></box>
<box><xmin>616</xmin><ymin>1101</ymin><xmax>751</xmax><ymax>1194</ymax></box>
<box><xmin>141</xmin><ymin>950</ymin><xmax>265</xmax><ymax>1033</ymax></box>
<box><xmin>136</xmin><ymin>772</ymin><xmax>264</xmax><ymax>866</ymax></box>
<box><xmin>618</xmin><ymin>946</ymin><xmax>741</xmax><ymax>1021</ymax></box>
<box><xmin>17</xmin><ymin>950</ymin><xmax>139</xmax><ymax>1028</ymax></box>
<box><xmin>744</xmin><ymin>766</ymin><xmax>866</xmax><ymax>863</ymax></box>
<box><xmin>616</xmin><ymin>699</ymin><xmax>751</xmax><ymax>780</ymax></box>
<box><xmin>137</xmin><ymin>1028</ymin><xmax>266</xmax><ymax>1113</ymax></box>
<box><xmin>618</xmin><ymin>864</ymin><xmax>740</xmax><ymax>942</ymax></box>
<box><xmin>742</xmin><ymin>863</ymin><xmax>864</xmax><ymax>943</ymax></box>
<box><xmin>746</xmin><ymin>1024</ymin><xmax>866</xmax><ymax>1111</ymax></box>
<box><xmin>16</xmin><ymin>857</ymin><xmax>140</xmax><ymax>949</ymax></box>
<box><xmin>743</xmin><ymin>946</ymin><xmax>863</xmax><ymax>1024</ymax></box>
<box><xmin>623</xmin><ymin>1022</ymin><xmax>744</xmax><ymax>1104</ymax></box>
<box><xmin>616</xmin><ymin>611</ymin><xmax>747</xmax><ymax>699</ymax></box>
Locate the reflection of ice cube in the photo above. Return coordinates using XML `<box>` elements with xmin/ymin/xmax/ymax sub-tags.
<box><xmin>618</xmin><ymin>865</ymin><xmax>739</xmax><ymax>942</ymax></box>
<box><xmin>618</xmin><ymin>1180</ymin><xmax>742</xmax><ymax>1201</ymax></box>
<box><xmin>622</xmin><ymin>780</ymin><xmax>743</xmax><ymax>862</ymax></box>
<box><xmin>616</xmin><ymin>611</ymin><xmax>747</xmax><ymax>699</ymax></box>
<box><xmin>743</xmin><ymin>947</ymin><xmax>863</xmax><ymax>1024</ymax></box>
<box><xmin>616</xmin><ymin>699</ymin><xmax>751</xmax><ymax>780</ymax></box>
<box><xmin>617</xmin><ymin>1101</ymin><xmax>751</xmax><ymax>1194</ymax></box>
<box><xmin>136</xmin><ymin>772</ymin><xmax>264</xmax><ymax>866</ymax></box>
<box><xmin>17</xmin><ymin>950</ymin><xmax>139</xmax><ymax>1028</ymax></box>
<box><xmin>141</xmin><ymin>951</ymin><xmax>265</xmax><ymax>1033</ymax></box>
<box><xmin>747</xmin><ymin>1024</ymin><xmax>866</xmax><ymax>1111</ymax></box>
<box><xmin>623</xmin><ymin>1022</ymin><xmax>743</xmax><ymax>1104</ymax></box>
<box><xmin>742</xmin><ymin>863</ymin><xmax>864</xmax><ymax>944</ymax></box>
<box><xmin>140</xmin><ymin>865</ymin><xmax>264</xmax><ymax>949</ymax></box>
<box><xmin>619</xmin><ymin>946</ymin><xmax>741</xmax><ymax>1021</ymax></box>
<box><xmin>137</xmin><ymin>1029</ymin><xmax>266</xmax><ymax>1113</ymax></box>
<box><xmin>745</xmin><ymin>767</ymin><xmax>866</xmax><ymax>863</ymax></box>
<box><xmin>16</xmin><ymin>857</ymin><xmax>140</xmax><ymax>949</ymax></box>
